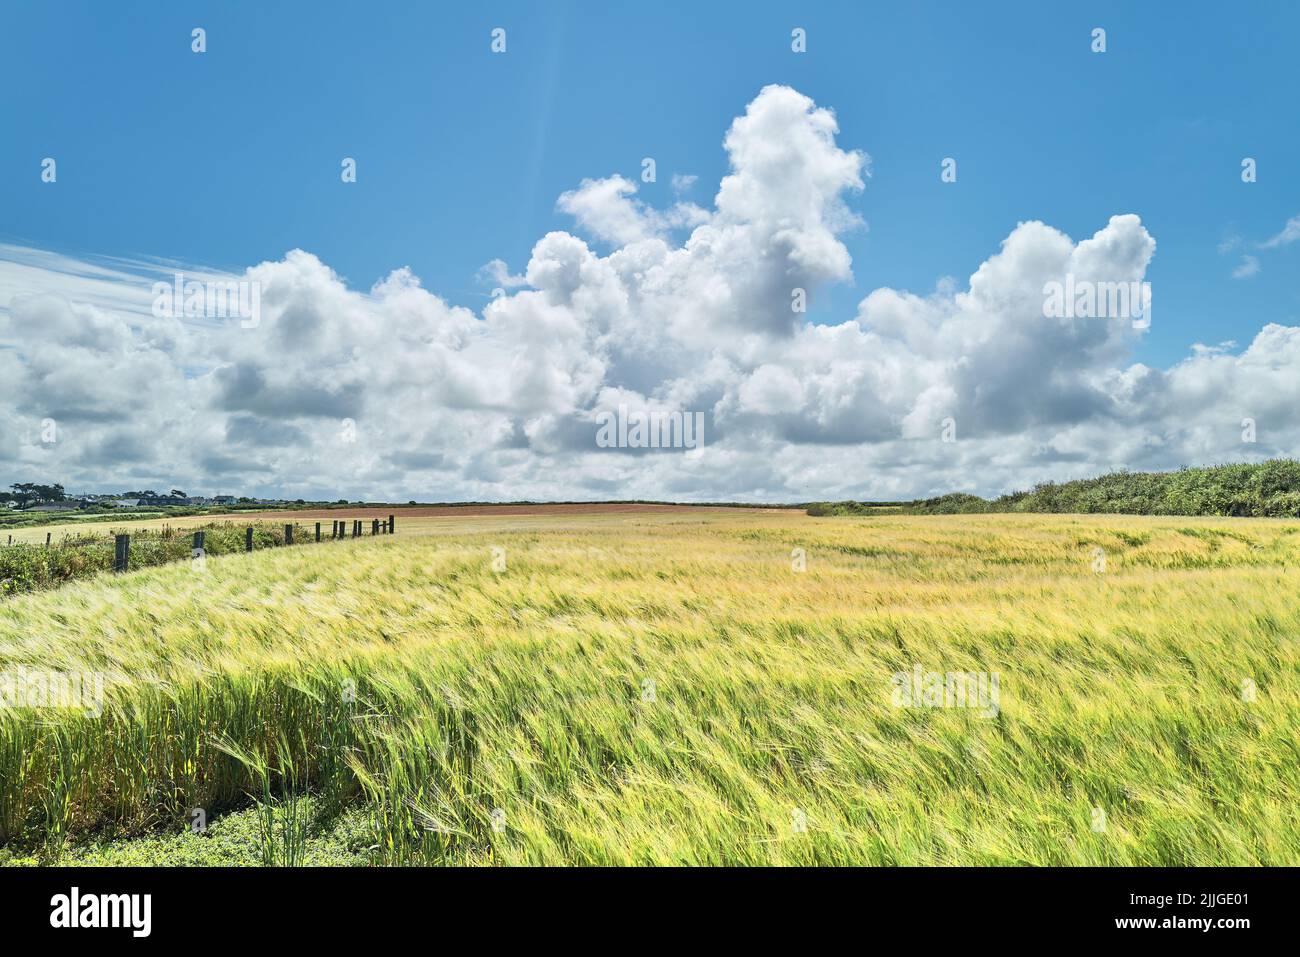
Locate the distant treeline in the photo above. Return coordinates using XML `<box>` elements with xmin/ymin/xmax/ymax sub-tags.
<box><xmin>805</xmin><ymin>501</ymin><xmax>904</xmax><ymax>516</ymax></box>
<box><xmin>808</xmin><ymin>460</ymin><xmax>1300</xmax><ymax>518</ymax></box>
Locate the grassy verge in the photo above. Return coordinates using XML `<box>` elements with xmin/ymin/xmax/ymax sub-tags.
<box><xmin>0</xmin><ymin>798</ymin><xmax>373</xmax><ymax>867</ymax></box>
<box><xmin>0</xmin><ymin>521</ymin><xmax>326</xmax><ymax>598</ymax></box>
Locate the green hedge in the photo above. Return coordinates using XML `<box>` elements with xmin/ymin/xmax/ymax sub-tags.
<box><xmin>808</xmin><ymin>460</ymin><xmax>1300</xmax><ymax>518</ymax></box>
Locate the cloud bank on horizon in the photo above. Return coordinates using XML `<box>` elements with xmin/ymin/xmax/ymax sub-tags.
<box><xmin>1</xmin><ymin>85</ymin><xmax>1296</xmax><ymax>502</ymax></box>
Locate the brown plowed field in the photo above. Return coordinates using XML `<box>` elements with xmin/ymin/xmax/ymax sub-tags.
<box><xmin>208</xmin><ymin>503</ymin><xmax>758</xmax><ymax>522</ymax></box>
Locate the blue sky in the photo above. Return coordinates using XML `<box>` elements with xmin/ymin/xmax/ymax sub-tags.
<box><xmin>4</xmin><ymin>1</ymin><xmax>1297</xmax><ymax>366</ymax></box>
<box><xmin>1</xmin><ymin>1</ymin><xmax>1298</xmax><ymax>501</ymax></box>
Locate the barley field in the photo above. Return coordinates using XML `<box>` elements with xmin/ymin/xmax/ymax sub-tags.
<box><xmin>1</xmin><ymin>508</ymin><xmax>1297</xmax><ymax>865</ymax></box>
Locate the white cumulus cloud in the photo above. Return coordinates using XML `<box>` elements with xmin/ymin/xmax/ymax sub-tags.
<box><xmin>1</xmin><ymin>86</ymin><xmax>1296</xmax><ymax>502</ymax></box>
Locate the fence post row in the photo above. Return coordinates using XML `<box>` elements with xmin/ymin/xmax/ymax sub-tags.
<box><xmin>5</xmin><ymin>515</ymin><xmax>376</xmax><ymax>581</ymax></box>
<box><xmin>0</xmin><ymin>515</ymin><xmax>382</xmax><ymax>582</ymax></box>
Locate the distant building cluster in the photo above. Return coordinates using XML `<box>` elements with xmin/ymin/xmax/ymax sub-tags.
<box><xmin>2</xmin><ymin>491</ymin><xmax>274</xmax><ymax>512</ymax></box>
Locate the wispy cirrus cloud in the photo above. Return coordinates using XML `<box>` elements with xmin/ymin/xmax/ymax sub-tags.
<box><xmin>1260</xmin><ymin>214</ymin><xmax>1300</xmax><ymax>249</ymax></box>
<box><xmin>1232</xmin><ymin>254</ymin><xmax>1261</xmax><ymax>279</ymax></box>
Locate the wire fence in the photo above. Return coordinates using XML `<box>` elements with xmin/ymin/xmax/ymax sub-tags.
<box><xmin>0</xmin><ymin>514</ymin><xmax>396</xmax><ymax>598</ymax></box>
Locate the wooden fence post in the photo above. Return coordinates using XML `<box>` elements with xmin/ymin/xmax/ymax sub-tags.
<box><xmin>246</xmin><ymin>526</ymin><xmax>254</xmax><ymax>552</ymax></box>
<box><xmin>193</xmin><ymin>530</ymin><xmax>205</xmax><ymax>554</ymax></box>
<box><xmin>372</xmin><ymin>518</ymin><xmax>379</xmax><ymax>536</ymax></box>
<box><xmin>284</xmin><ymin>524</ymin><xmax>294</xmax><ymax>545</ymax></box>
<box><xmin>389</xmin><ymin>514</ymin><xmax>395</xmax><ymax>534</ymax></box>
<box><xmin>315</xmin><ymin>522</ymin><xmax>321</xmax><ymax>543</ymax></box>
<box><xmin>114</xmin><ymin>534</ymin><xmax>130</xmax><ymax>573</ymax></box>
<box><xmin>354</xmin><ymin>520</ymin><xmax>361</xmax><ymax>537</ymax></box>
<box><xmin>46</xmin><ymin>532</ymin><xmax>52</xmax><ymax>547</ymax></box>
